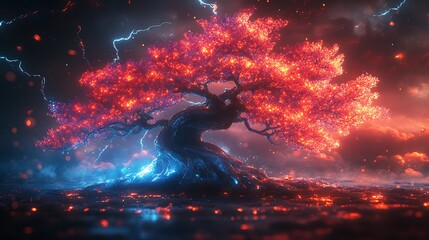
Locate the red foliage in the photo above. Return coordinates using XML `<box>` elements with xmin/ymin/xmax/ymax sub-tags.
<box><xmin>37</xmin><ymin>9</ymin><xmax>386</xmax><ymax>151</ymax></box>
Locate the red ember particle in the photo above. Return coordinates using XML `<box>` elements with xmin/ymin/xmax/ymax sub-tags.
<box><xmin>100</xmin><ymin>219</ymin><xmax>109</xmax><ymax>228</ymax></box>
<box><xmin>68</xmin><ymin>49</ymin><xmax>77</xmax><ymax>56</ymax></box>
<box><xmin>5</xmin><ymin>71</ymin><xmax>16</xmax><ymax>82</ymax></box>
<box><xmin>33</xmin><ymin>34</ymin><xmax>41</xmax><ymax>41</ymax></box>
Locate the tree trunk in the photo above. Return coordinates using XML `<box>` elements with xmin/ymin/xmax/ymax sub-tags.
<box><xmin>131</xmin><ymin>105</ymin><xmax>271</xmax><ymax>192</ymax></box>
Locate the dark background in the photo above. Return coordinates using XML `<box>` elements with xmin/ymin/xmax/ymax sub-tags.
<box><xmin>1</xmin><ymin>0</ymin><xmax>428</xmax><ymax>187</ymax></box>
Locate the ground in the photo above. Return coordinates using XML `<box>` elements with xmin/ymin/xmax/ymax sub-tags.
<box><xmin>2</xmin><ymin>180</ymin><xmax>429</xmax><ymax>239</ymax></box>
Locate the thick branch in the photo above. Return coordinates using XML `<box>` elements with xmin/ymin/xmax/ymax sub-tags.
<box><xmin>180</xmin><ymin>84</ymin><xmax>221</xmax><ymax>108</ymax></box>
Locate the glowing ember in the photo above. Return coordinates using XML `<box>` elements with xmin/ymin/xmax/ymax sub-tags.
<box><xmin>187</xmin><ymin>206</ymin><xmax>199</xmax><ymax>212</ymax></box>
<box><xmin>5</xmin><ymin>71</ymin><xmax>16</xmax><ymax>81</ymax></box>
<box><xmin>33</xmin><ymin>34</ymin><xmax>41</xmax><ymax>41</ymax></box>
<box><xmin>100</xmin><ymin>219</ymin><xmax>109</xmax><ymax>228</ymax></box>
<box><xmin>68</xmin><ymin>49</ymin><xmax>77</xmax><ymax>56</ymax></box>
<box><xmin>394</xmin><ymin>52</ymin><xmax>405</xmax><ymax>60</ymax></box>
<box><xmin>240</xmin><ymin>224</ymin><xmax>253</xmax><ymax>230</ymax></box>
<box><xmin>25</xmin><ymin>118</ymin><xmax>35</xmax><ymax>128</ymax></box>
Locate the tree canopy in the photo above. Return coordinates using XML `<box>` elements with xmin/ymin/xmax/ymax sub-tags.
<box><xmin>37</xmin><ymin>9</ymin><xmax>386</xmax><ymax>152</ymax></box>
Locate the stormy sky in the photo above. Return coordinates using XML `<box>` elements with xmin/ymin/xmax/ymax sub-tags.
<box><xmin>0</xmin><ymin>0</ymin><xmax>428</xmax><ymax>186</ymax></box>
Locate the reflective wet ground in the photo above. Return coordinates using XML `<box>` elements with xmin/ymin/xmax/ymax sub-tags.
<box><xmin>2</xmin><ymin>180</ymin><xmax>429</xmax><ymax>239</ymax></box>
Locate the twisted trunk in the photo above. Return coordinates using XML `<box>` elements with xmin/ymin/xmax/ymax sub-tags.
<box><xmin>131</xmin><ymin>103</ymin><xmax>270</xmax><ymax>191</ymax></box>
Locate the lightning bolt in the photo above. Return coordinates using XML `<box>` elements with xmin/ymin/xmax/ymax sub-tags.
<box><xmin>94</xmin><ymin>143</ymin><xmax>110</xmax><ymax>163</ymax></box>
<box><xmin>0</xmin><ymin>11</ymin><xmax>39</xmax><ymax>28</ymax></box>
<box><xmin>0</xmin><ymin>14</ymin><xmax>49</xmax><ymax>102</ymax></box>
<box><xmin>0</xmin><ymin>1</ymin><xmax>77</xmax><ymax>104</ymax></box>
<box><xmin>374</xmin><ymin>0</ymin><xmax>407</xmax><ymax>17</ymax></box>
<box><xmin>140</xmin><ymin>130</ymin><xmax>149</xmax><ymax>150</ymax></box>
<box><xmin>112</xmin><ymin>22</ymin><xmax>171</xmax><ymax>63</ymax></box>
<box><xmin>198</xmin><ymin>0</ymin><xmax>218</xmax><ymax>14</ymax></box>
<box><xmin>0</xmin><ymin>57</ymin><xmax>49</xmax><ymax>102</ymax></box>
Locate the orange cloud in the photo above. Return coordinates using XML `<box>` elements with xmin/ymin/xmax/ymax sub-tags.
<box><xmin>404</xmin><ymin>168</ymin><xmax>424</xmax><ymax>178</ymax></box>
<box><xmin>408</xmin><ymin>83</ymin><xmax>429</xmax><ymax>99</ymax></box>
<box><xmin>403</xmin><ymin>152</ymin><xmax>429</xmax><ymax>162</ymax></box>
<box><xmin>393</xmin><ymin>152</ymin><xmax>429</xmax><ymax>165</ymax></box>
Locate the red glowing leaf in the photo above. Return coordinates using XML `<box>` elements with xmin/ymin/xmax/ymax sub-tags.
<box><xmin>37</xmin><ymin>9</ymin><xmax>386</xmax><ymax>151</ymax></box>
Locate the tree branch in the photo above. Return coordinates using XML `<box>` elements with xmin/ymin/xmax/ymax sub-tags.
<box><xmin>240</xmin><ymin>118</ymin><xmax>278</xmax><ymax>135</ymax></box>
<box><xmin>241</xmin><ymin>118</ymin><xmax>280</xmax><ymax>145</ymax></box>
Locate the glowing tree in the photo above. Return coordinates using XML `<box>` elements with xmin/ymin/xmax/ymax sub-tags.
<box><xmin>38</xmin><ymin>9</ymin><xmax>386</xmax><ymax>189</ymax></box>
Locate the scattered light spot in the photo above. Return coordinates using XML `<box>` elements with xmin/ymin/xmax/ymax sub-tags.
<box><xmin>33</xmin><ymin>34</ymin><xmax>41</xmax><ymax>41</ymax></box>
<box><xmin>24</xmin><ymin>227</ymin><xmax>33</xmax><ymax>234</ymax></box>
<box><xmin>240</xmin><ymin>224</ymin><xmax>253</xmax><ymax>230</ymax></box>
<box><xmin>5</xmin><ymin>71</ymin><xmax>16</xmax><ymax>82</ymax></box>
<box><xmin>25</xmin><ymin>118</ymin><xmax>35</xmax><ymax>128</ymax></box>
<box><xmin>100</xmin><ymin>219</ymin><xmax>109</xmax><ymax>228</ymax></box>
<box><xmin>19</xmin><ymin>172</ymin><xmax>28</xmax><ymax>180</ymax></box>
<box><xmin>68</xmin><ymin>49</ymin><xmax>77</xmax><ymax>56</ymax></box>
<box><xmin>394</xmin><ymin>52</ymin><xmax>405</xmax><ymax>60</ymax></box>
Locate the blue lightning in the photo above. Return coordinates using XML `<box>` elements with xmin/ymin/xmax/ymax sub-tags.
<box><xmin>94</xmin><ymin>143</ymin><xmax>111</xmax><ymax>163</ymax></box>
<box><xmin>0</xmin><ymin>15</ymin><xmax>50</xmax><ymax>101</ymax></box>
<box><xmin>112</xmin><ymin>22</ymin><xmax>171</xmax><ymax>63</ymax></box>
<box><xmin>374</xmin><ymin>0</ymin><xmax>407</xmax><ymax>17</ymax></box>
<box><xmin>140</xmin><ymin>130</ymin><xmax>149</xmax><ymax>150</ymax></box>
<box><xmin>0</xmin><ymin>57</ymin><xmax>49</xmax><ymax>102</ymax></box>
<box><xmin>198</xmin><ymin>0</ymin><xmax>218</xmax><ymax>14</ymax></box>
<box><xmin>0</xmin><ymin>11</ymin><xmax>39</xmax><ymax>28</ymax></box>
<box><xmin>0</xmin><ymin>3</ymin><xmax>78</xmax><ymax>104</ymax></box>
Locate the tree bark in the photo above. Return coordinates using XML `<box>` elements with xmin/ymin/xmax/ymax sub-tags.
<box><xmin>132</xmin><ymin>104</ymin><xmax>270</xmax><ymax>191</ymax></box>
